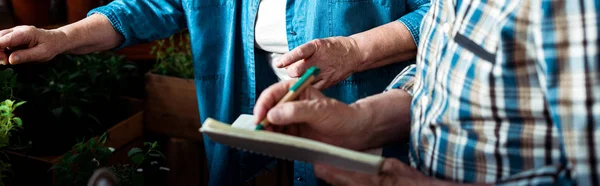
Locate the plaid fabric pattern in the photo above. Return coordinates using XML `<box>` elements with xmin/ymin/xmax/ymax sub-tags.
<box><xmin>389</xmin><ymin>0</ymin><xmax>600</xmax><ymax>184</ymax></box>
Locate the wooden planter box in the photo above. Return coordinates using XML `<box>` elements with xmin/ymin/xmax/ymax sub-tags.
<box><xmin>8</xmin><ymin>98</ymin><xmax>145</xmax><ymax>186</ymax></box>
<box><xmin>144</xmin><ymin>73</ymin><xmax>201</xmax><ymax>141</ymax></box>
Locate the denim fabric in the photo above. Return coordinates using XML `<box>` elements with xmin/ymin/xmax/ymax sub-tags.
<box><xmin>90</xmin><ymin>0</ymin><xmax>429</xmax><ymax>185</ymax></box>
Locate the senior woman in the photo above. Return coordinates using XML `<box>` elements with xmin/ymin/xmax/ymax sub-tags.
<box><xmin>0</xmin><ymin>0</ymin><xmax>429</xmax><ymax>185</ymax></box>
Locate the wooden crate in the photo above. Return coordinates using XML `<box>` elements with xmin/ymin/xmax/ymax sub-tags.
<box><xmin>144</xmin><ymin>73</ymin><xmax>201</xmax><ymax>141</ymax></box>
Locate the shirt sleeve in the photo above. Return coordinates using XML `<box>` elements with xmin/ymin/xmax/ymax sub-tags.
<box><xmin>397</xmin><ymin>0</ymin><xmax>430</xmax><ymax>45</ymax></box>
<box><xmin>533</xmin><ymin>0</ymin><xmax>600</xmax><ymax>185</ymax></box>
<box><xmin>88</xmin><ymin>0</ymin><xmax>187</xmax><ymax>49</ymax></box>
<box><xmin>385</xmin><ymin>64</ymin><xmax>417</xmax><ymax>95</ymax></box>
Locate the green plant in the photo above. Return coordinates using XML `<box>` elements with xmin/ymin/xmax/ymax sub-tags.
<box><xmin>33</xmin><ymin>53</ymin><xmax>138</xmax><ymax>125</ymax></box>
<box><xmin>53</xmin><ymin>138</ymin><xmax>168</xmax><ymax>186</ymax></box>
<box><xmin>0</xmin><ymin>100</ymin><xmax>24</xmax><ymax>148</ymax></box>
<box><xmin>150</xmin><ymin>33</ymin><xmax>194</xmax><ymax>79</ymax></box>
<box><xmin>0</xmin><ymin>69</ymin><xmax>18</xmax><ymax>100</ymax></box>
<box><xmin>0</xmin><ymin>99</ymin><xmax>25</xmax><ymax>185</ymax></box>
<box><xmin>110</xmin><ymin>141</ymin><xmax>167</xmax><ymax>186</ymax></box>
<box><xmin>52</xmin><ymin>133</ymin><xmax>113</xmax><ymax>186</ymax></box>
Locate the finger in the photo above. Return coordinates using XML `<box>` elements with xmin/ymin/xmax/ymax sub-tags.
<box><xmin>286</xmin><ymin>59</ymin><xmax>312</xmax><ymax>78</ymax></box>
<box><xmin>254</xmin><ymin>80</ymin><xmax>298</xmax><ymax>124</ymax></box>
<box><xmin>9</xmin><ymin>45</ymin><xmax>53</xmax><ymax>64</ymax></box>
<box><xmin>380</xmin><ymin>158</ymin><xmax>416</xmax><ymax>175</ymax></box>
<box><xmin>312</xmin><ymin>80</ymin><xmax>327</xmax><ymax>90</ymax></box>
<box><xmin>0</xmin><ymin>51</ymin><xmax>6</xmax><ymax>65</ymax></box>
<box><xmin>277</xmin><ymin>40</ymin><xmax>318</xmax><ymax>68</ymax></box>
<box><xmin>314</xmin><ymin>163</ymin><xmax>368</xmax><ymax>186</ymax></box>
<box><xmin>267</xmin><ymin>99</ymin><xmax>329</xmax><ymax>125</ymax></box>
<box><xmin>0</xmin><ymin>29</ymin><xmax>13</xmax><ymax>37</ymax></box>
<box><xmin>0</xmin><ymin>29</ymin><xmax>32</xmax><ymax>50</ymax></box>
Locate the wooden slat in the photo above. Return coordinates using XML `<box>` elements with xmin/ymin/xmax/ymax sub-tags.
<box><xmin>166</xmin><ymin>138</ymin><xmax>206</xmax><ymax>186</ymax></box>
<box><xmin>144</xmin><ymin>73</ymin><xmax>202</xmax><ymax>141</ymax></box>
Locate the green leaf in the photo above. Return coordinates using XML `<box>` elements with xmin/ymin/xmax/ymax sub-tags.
<box><xmin>69</xmin><ymin>106</ymin><xmax>82</xmax><ymax>118</ymax></box>
<box><xmin>13</xmin><ymin>101</ymin><xmax>25</xmax><ymax>108</ymax></box>
<box><xmin>52</xmin><ymin>107</ymin><xmax>64</xmax><ymax>118</ymax></box>
<box><xmin>127</xmin><ymin>147</ymin><xmax>143</xmax><ymax>157</ymax></box>
<box><xmin>130</xmin><ymin>153</ymin><xmax>144</xmax><ymax>165</ymax></box>
<box><xmin>12</xmin><ymin>117</ymin><xmax>22</xmax><ymax>127</ymax></box>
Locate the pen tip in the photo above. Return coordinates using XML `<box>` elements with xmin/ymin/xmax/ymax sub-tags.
<box><xmin>255</xmin><ymin>124</ymin><xmax>265</xmax><ymax>131</ymax></box>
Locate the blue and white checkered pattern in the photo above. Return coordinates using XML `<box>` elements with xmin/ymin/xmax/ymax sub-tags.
<box><xmin>390</xmin><ymin>0</ymin><xmax>600</xmax><ymax>184</ymax></box>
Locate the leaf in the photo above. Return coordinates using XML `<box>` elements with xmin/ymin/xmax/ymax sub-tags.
<box><xmin>13</xmin><ymin>101</ymin><xmax>25</xmax><ymax>109</ymax></box>
<box><xmin>69</xmin><ymin>106</ymin><xmax>82</xmax><ymax>118</ymax></box>
<box><xmin>52</xmin><ymin>107</ymin><xmax>64</xmax><ymax>118</ymax></box>
<box><xmin>127</xmin><ymin>147</ymin><xmax>143</xmax><ymax>157</ymax></box>
<box><xmin>12</xmin><ymin>117</ymin><xmax>22</xmax><ymax>127</ymax></box>
<box><xmin>130</xmin><ymin>153</ymin><xmax>144</xmax><ymax>165</ymax></box>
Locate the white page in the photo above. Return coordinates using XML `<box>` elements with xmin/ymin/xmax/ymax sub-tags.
<box><xmin>232</xmin><ymin>114</ymin><xmax>383</xmax><ymax>156</ymax></box>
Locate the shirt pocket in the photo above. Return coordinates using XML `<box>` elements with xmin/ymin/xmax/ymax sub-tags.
<box><xmin>328</xmin><ymin>0</ymin><xmax>403</xmax><ymax>36</ymax></box>
<box><xmin>450</xmin><ymin>0</ymin><xmax>517</xmax><ymax>63</ymax></box>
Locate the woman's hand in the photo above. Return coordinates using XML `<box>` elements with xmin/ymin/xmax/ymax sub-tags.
<box><xmin>254</xmin><ymin>80</ymin><xmax>375</xmax><ymax>150</ymax></box>
<box><xmin>0</xmin><ymin>26</ymin><xmax>69</xmax><ymax>65</ymax></box>
<box><xmin>0</xmin><ymin>14</ymin><xmax>123</xmax><ymax>65</ymax></box>
<box><xmin>275</xmin><ymin>37</ymin><xmax>363</xmax><ymax>90</ymax></box>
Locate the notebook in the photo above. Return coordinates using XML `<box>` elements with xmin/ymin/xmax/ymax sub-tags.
<box><xmin>200</xmin><ymin>114</ymin><xmax>384</xmax><ymax>174</ymax></box>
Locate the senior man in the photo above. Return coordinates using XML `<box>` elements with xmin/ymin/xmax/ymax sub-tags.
<box><xmin>254</xmin><ymin>0</ymin><xmax>600</xmax><ymax>185</ymax></box>
<box><xmin>0</xmin><ymin>0</ymin><xmax>429</xmax><ymax>185</ymax></box>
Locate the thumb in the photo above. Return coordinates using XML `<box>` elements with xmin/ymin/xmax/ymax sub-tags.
<box><xmin>9</xmin><ymin>45</ymin><xmax>54</xmax><ymax>64</ymax></box>
<box><xmin>267</xmin><ymin>100</ymin><xmax>326</xmax><ymax>126</ymax></box>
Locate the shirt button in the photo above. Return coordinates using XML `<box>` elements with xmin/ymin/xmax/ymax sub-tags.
<box><xmin>296</xmin><ymin>177</ymin><xmax>303</xmax><ymax>181</ymax></box>
<box><xmin>290</xmin><ymin>31</ymin><xmax>297</xmax><ymax>36</ymax></box>
<box><xmin>442</xmin><ymin>23</ymin><xmax>450</xmax><ymax>34</ymax></box>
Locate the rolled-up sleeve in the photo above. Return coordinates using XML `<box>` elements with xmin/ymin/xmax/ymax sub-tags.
<box><xmin>397</xmin><ymin>0</ymin><xmax>430</xmax><ymax>45</ymax></box>
<box><xmin>385</xmin><ymin>64</ymin><xmax>417</xmax><ymax>95</ymax></box>
<box><xmin>88</xmin><ymin>0</ymin><xmax>187</xmax><ymax>48</ymax></box>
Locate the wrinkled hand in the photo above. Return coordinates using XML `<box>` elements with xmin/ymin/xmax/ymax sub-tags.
<box><xmin>254</xmin><ymin>80</ymin><xmax>373</xmax><ymax>150</ymax></box>
<box><xmin>0</xmin><ymin>26</ymin><xmax>69</xmax><ymax>65</ymax></box>
<box><xmin>314</xmin><ymin>158</ymin><xmax>436</xmax><ymax>186</ymax></box>
<box><xmin>276</xmin><ymin>37</ymin><xmax>363</xmax><ymax>90</ymax></box>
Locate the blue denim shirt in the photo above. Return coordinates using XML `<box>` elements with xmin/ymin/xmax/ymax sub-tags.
<box><xmin>90</xmin><ymin>0</ymin><xmax>429</xmax><ymax>185</ymax></box>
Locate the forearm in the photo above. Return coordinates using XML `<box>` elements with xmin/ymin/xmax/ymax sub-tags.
<box><xmin>56</xmin><ymin>14</ymin><xmax>124</xmax><ymax>54</ymax></box>
<box><xmin>350</xmin><ymin>21</ymin><xmax>417</xmax><ymax>72</ymax></box>
<box><xmin>350</xmin><ymin>89</ymin><xmax>412</xmax><ymax>148</ymax></box>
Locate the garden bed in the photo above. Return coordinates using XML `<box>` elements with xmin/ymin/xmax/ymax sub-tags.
<box><xmin>7</xmin><ymin>97</ymin><xmax>144</xmax><ymax>186</ymax></box>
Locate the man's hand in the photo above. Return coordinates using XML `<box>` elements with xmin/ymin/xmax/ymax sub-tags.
<box><xmin>254</xmin><ymin>80</ymin><xmax>374</xmax><ymax>150</ymax></box>
<box><xmin>0</xmin><ymin>26</ymin><xmax>69</xmax><ymax>65</ymax></box>
<box><xmin>276</xmin><ymin>37</ymin><xmax>363</xmax><ymax>90</ymax></box>
<box><xmin>314</xmin><ymin>158</ymin><xmax>435</xmax><ymax>186</ymax></box>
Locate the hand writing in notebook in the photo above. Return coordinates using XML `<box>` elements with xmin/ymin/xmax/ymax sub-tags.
<box><xmin>254</xmin><ymin>79</ymin><xmax>373</xmax><ymax>151</ymax></box>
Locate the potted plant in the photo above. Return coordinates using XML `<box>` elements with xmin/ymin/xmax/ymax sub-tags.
<box><xmin>145</xmin><ymin>32</ymin><xmax>200</xmax><ymax>141</ymax></box>
<box><xmin>6</xmin><ymin>53</ymin><xmax>145</xmax><ymax>185</ymax></box>
<box><xmin>11</xmin><ymin>53</ymin><xmax>141</xmax><ymax>155</ymax></box>
<box><xmin>9</xmin><ymin>0</ymin><xmax>51</xmax><ymax>26</ymax></box>
<box><xmin>0</xmin><ymin>99</ymin><xmax>25</xmax><ymax>186</ymax></box>
<box><xmin>52</xmin><ymin>136</ymin><xmax>168</xmax><ymax>186</ymax></box>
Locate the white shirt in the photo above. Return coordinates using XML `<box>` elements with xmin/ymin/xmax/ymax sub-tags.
<box><xmin>255</xmin><ymin>0</ymin><xmax>292</xmax><ymax>81</ymax></box>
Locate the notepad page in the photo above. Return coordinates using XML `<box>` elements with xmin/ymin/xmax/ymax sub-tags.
<box><xmin>232</xmin><ymin>114</ymin><xmax>383</xmax><ymax>156</ymax></box>
<box><xmin>202</xmin><ymin>116</ymin><xmax>384</xmax><ymax>174</ymax></box>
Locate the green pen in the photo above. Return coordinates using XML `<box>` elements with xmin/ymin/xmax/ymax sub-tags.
<box><xmin>256</xmin><ymin>66</ymin><xmax>321</xmax><ymax>130</ymax></box>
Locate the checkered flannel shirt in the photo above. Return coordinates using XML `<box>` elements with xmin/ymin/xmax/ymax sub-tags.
<box><xmin>387</xmin><ymin>0</ymin><xmax>600</xmax><ymax>185</ymax></box>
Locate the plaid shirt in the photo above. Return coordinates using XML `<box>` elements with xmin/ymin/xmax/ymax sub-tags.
<box><xmin>388</xmin><ymin>0</ymin><xmax>600</xmax><ymax>185</ymax></box>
